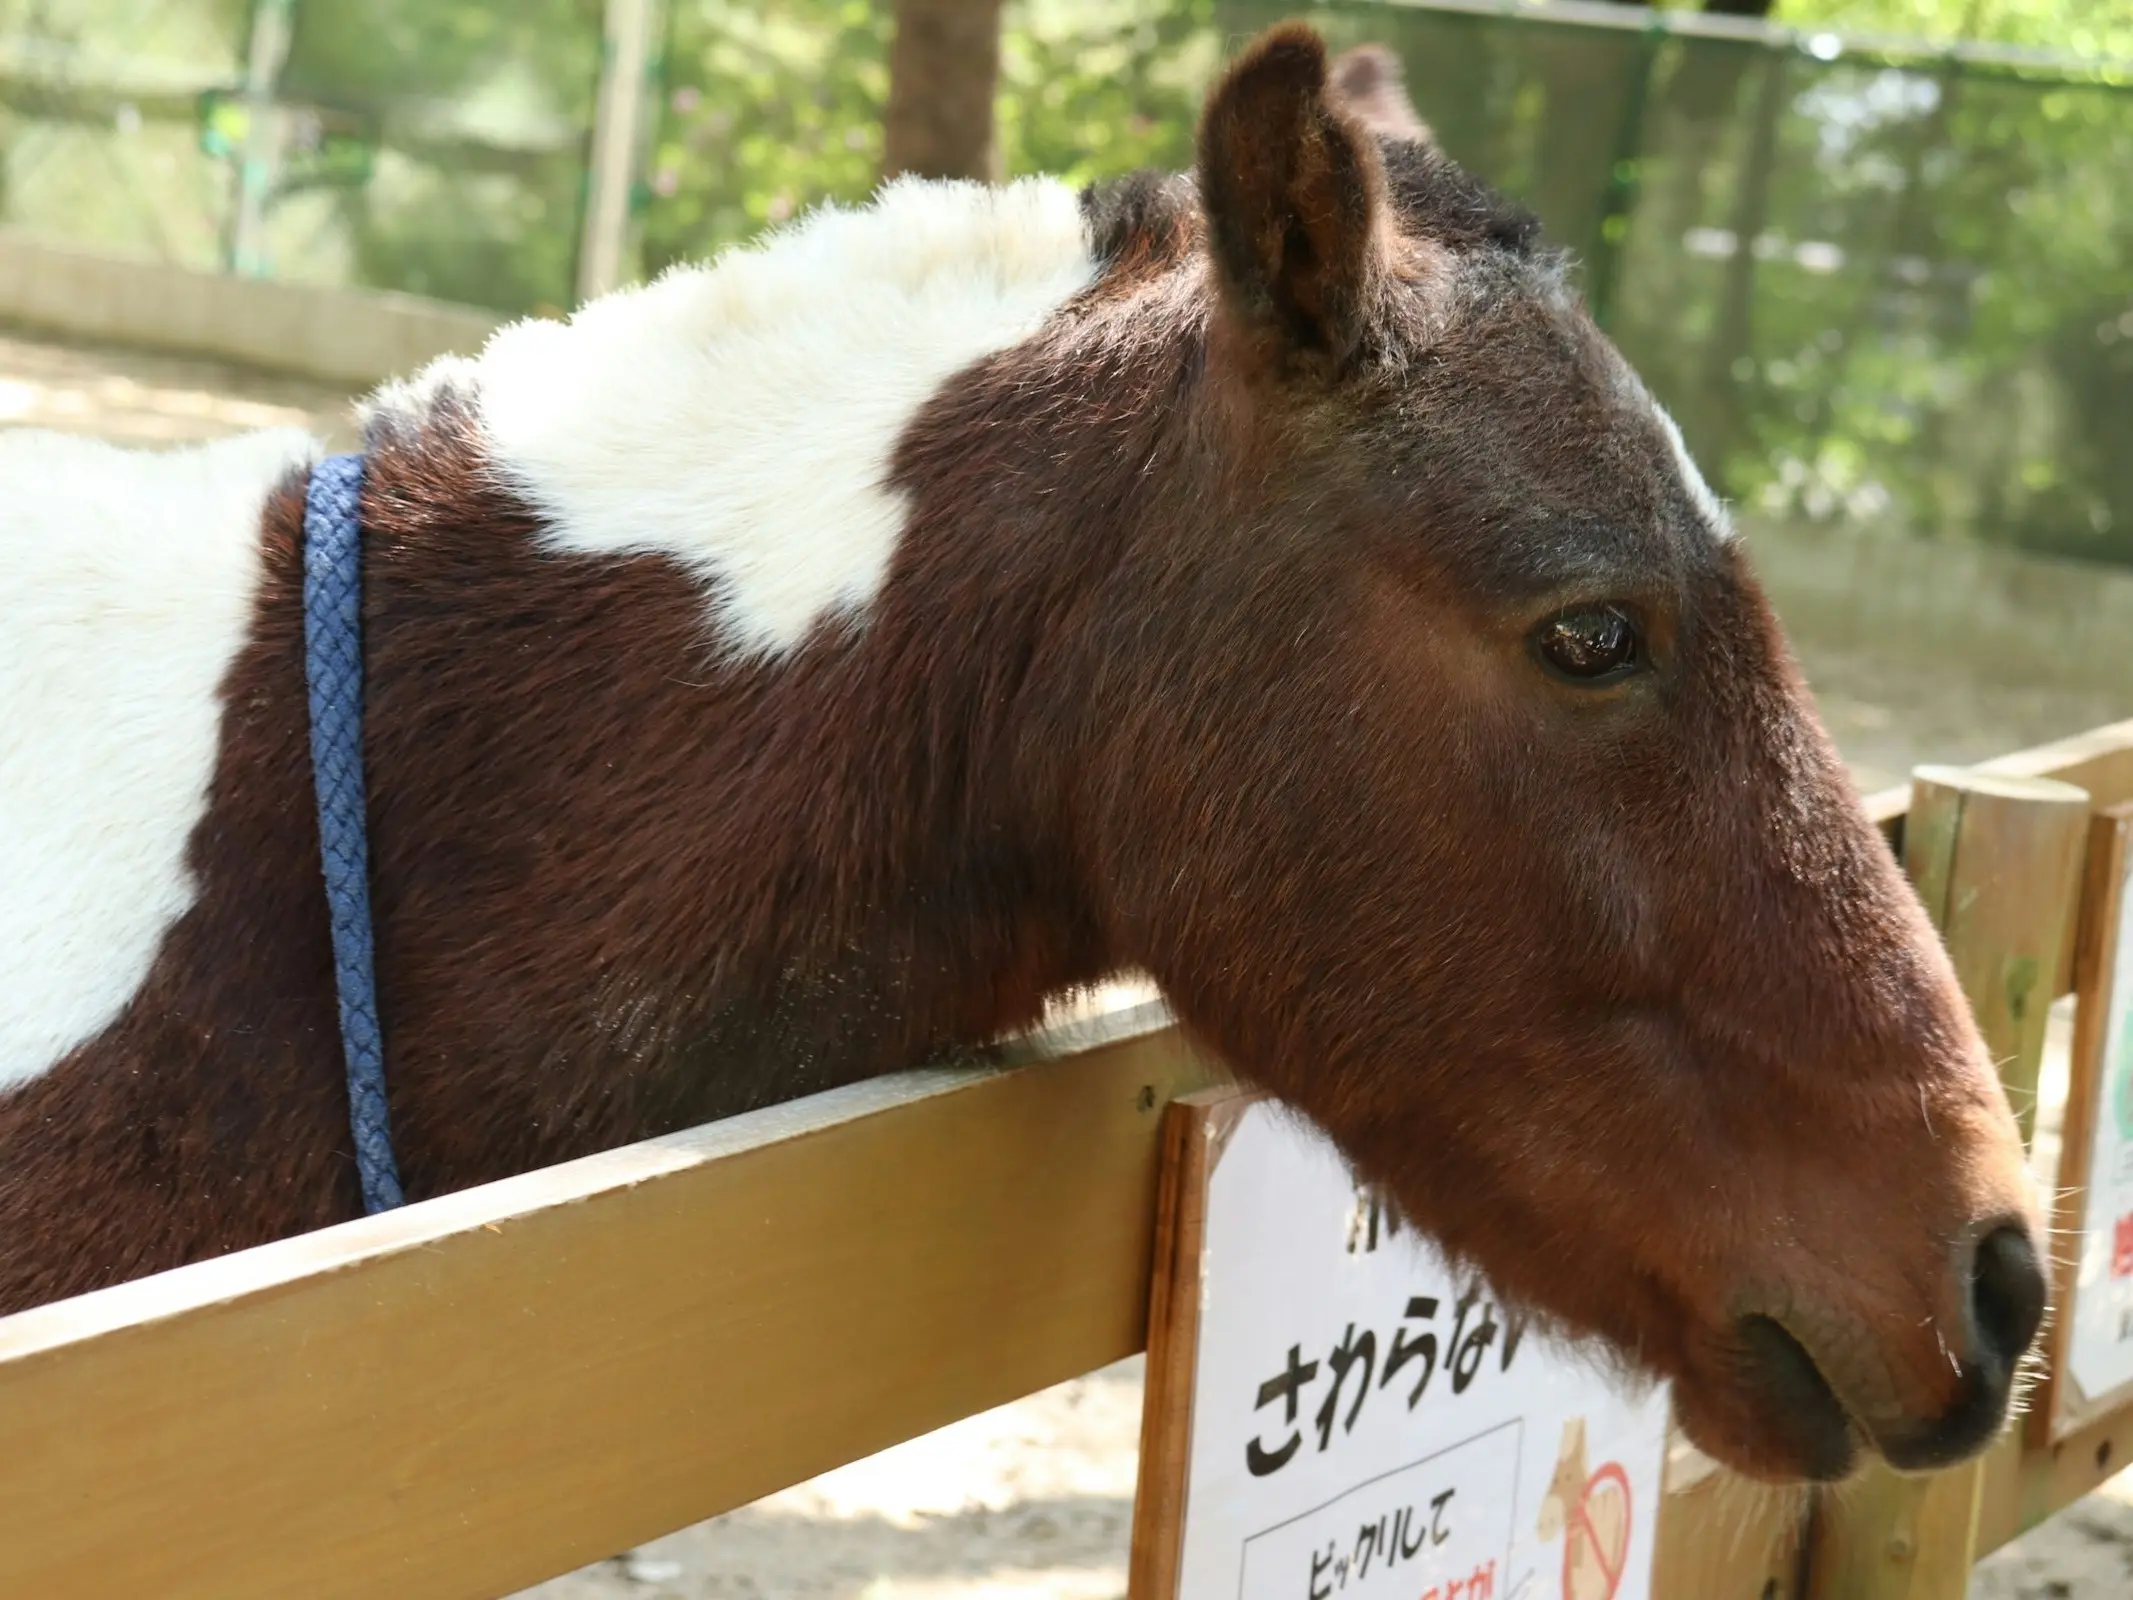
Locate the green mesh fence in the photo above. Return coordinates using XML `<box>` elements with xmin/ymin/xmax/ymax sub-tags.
<box><xmin>0</xmin><ymin>0</ymin><xmax>601</xmax><ymax>315</ymax></box>
<box><xmin>270</xmin><ymin>0</ymin><xmax>601</xmax><ymax>315</ymax></box>
<box><xmin>0</xmin><ymin>2</ymin><xmax>2125</xmax><ymax>564</ymax></box>
<box><xmin>0</xmin><ymin>0</ymin><xmax>247</xmax><ymax>272</ymax></box>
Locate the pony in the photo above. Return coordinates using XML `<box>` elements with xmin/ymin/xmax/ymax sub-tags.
<box><xmin>0</xmin><ymin>25</ymin><xmax>2044</xmax><ymax>1484</ymax></box>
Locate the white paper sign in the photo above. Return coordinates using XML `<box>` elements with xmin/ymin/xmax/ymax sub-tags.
<box><xmin>2069</xmin><ymin>861</ymin><xmax>2133</xmax><ymax>1402</ymax></box>
<box><xmin>1173</xmin><ymin>1103</ymin><xmax>1669</xmax><ymax>1600</ymax></box>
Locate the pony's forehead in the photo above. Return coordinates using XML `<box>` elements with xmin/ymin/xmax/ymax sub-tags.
<box><xmin>1373</xmin><ymin>145</ymin><xmax>1720</xmax><ymax>518</ymax></box>
<box><xmin>1068</xmin><ymin>151</ymin><xmax>1733</xmax><ymax>595</ymax></box>
<box><xmin>1339</xmin><ymin>262</ymin><xmax>1734</xmax><ymax>599</ymax></box>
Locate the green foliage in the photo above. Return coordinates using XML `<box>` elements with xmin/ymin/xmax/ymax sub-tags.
<box><xmin>0</xmin><ymin>0</ymin><xmax>246</xmax><ymax>72</ymax></box>
<box><xmin>640</xmin><ymin>0</ymin><xmax>892</xmax><ymax>276</ymax></box>
<box><xmin>0</xmin><ymin>0</ymin><xmax>604</xmax><ymax>312</ymax></box>
<box><xmin>996</xmin><ymin>0</ymin><xmax>1217</xmax><ymax>186</ymax></box>
<box><xmin>279</xmin><ymin>0</ymin><xmax>598</xmax><ymax>107</ymax></box>
<box><xmin>1585</xmin><ymin>29</ymin><xmax>2133</xmax><ymax>563</ymax></box>
<box><xmin>1776</xmin><ymin>0</ymin><xmax>2133</xmax><ymax>64</ymax></box>
<box><xmin>0</xmin><ymin>0</ymin><xmax>251</xmax><ymax>268</ymax></box>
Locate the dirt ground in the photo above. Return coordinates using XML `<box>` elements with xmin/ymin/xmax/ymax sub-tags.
<box><xmin>0</xmin><ymin>328</ymin><xmax>352</xmax><ymax>445</ymax></box>
<box><xmin>10</xmin><ymin>327</ymin><xmax>2129</xmax><ymax>1599</ymax></box>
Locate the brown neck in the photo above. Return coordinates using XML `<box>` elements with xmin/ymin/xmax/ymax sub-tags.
<box><xmin>352</xmin><ymin>396</ymin><xmax>1146</xmax><ymax>1180</ymax></box>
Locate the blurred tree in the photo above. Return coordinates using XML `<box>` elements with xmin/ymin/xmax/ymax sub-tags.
<box><xmin>882</xmin><ymin>0</ymin><xmax>1005</xmax><ymax>179</ymax></box>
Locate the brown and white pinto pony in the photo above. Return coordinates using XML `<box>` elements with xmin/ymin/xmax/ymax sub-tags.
<box><xmin>0</xmin><ymin>26</ymin><xmax>2042</xmax><ymax>1484</ymax></box>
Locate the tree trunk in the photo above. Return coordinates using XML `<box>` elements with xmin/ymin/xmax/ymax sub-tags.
<box><xmin>882</xmin><ymin>0</ymin><xmax>1007</xmax><ymax>183</ymax></box>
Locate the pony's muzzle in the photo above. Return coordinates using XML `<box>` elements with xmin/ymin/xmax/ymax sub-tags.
<box><xmin>1736</xmin><ymin>1219</ymin><xmax>2048</xmax><ymax>1480</ymax></box>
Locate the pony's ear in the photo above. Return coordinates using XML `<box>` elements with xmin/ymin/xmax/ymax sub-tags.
<box><xmin>1196</xmin><ymin>23</ymin><xmax>1389</xmax><ymax>371</ymax></box>
<box><xmin>1329</xmin><ymin>44</ymin><xmax>1434</xmax><ymax>146</ymax></box>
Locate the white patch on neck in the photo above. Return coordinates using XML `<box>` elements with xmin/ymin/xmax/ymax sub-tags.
<box><xmin>0</xmin><ymin>426</ymin><xmax>316</xmax><ymax>1090</ymax></box>
<box><xmin>368</xmin><ymin>177</ymin><xmax>1097</xmax><ymax>657</ymax></box>
<box><xmin>1651</xmin><ymin>401</ymin><xmax>1733</xmax><ymax>539</ymax></box>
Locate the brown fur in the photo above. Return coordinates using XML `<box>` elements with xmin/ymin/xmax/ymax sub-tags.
<box><xmin>1329</xmin><ymin>43</ymin><xmax>1436</xmax><ymax>146</ymax></box>
<box><xmin>0</xmin><ymin>25</ymin><xmax>2043</xmax><ymax>1485</ymax></box>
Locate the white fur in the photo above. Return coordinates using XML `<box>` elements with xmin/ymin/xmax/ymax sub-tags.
<box><xmin>367</xmin><ymin>177</ymin><xmax>1098</xmax><ymax>657</ymax></box>
<box><xmin>1652</xmin><ymin>402</ymin><xmax>1732</xmax><ymax>539</ymax></box>
<box><xmin>0</xmin><ymin>427</ymin><xmax>316</xmax><ymax>1089</ymax></box>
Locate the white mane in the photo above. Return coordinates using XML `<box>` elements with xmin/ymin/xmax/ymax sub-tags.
<box><xmin>365</xmin><ymin>175</ymin><xmax>1099</xmax><ymax>657</ymax></box>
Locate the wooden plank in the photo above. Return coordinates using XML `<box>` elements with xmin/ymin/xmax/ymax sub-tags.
<box><xmin>1651</xmin><ymin>1438</ymin><xmax>1806</xmax><ymax>1599</ymax></box>
<box><xmin>1972</xmin><ymin>1429</ymin><xmax>2026</xmax><ymax>1555</ymax></box>
<box><xmin>1977</xmin><ymin>1394</ymin><xmax>2133</xmax><ymax>1553</ymax></box>
<box><xmin>2030</xmin><ymin>803</ymin><xmax>2133</xmax><ymax>1445</ymax></box>
<box><xmin>1979</xmin><ymin>718</ymin><xmax>2133</xmax><ymax>804</ymax></box>
<box><xmin>1125</xmin><ymin>1088</ymin><xmax>1249</xmax><ymax>1600</ymax></box>
<box><xmin>1870</xmin><ymin>787</ymin><xmax>1919</xmax><ymax>843</ymax></box>
<box><xmin>1809</xmin><ymin>765</ymin><xmax>2094</xmax><ymax>1600</ymax></box>
<box><xmin>0</xmin><ymin>1005</ymin><xmax>1221</xmax><ymax>1600</ymax></box>
<box><xmin>1868</xmin><ymin>718</ymin><xmax>2133</xmax><ymax>844</ymax></box>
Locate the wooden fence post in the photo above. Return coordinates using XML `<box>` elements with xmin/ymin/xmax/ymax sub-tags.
<box><xmin>1904</xmin><ymin>769</ymin><xmax>2093</xmax><ymax>1143</ymax></box>
<box><xmin>1652</xmin><ymin>1439</ymin><xmax>1809</xmax><ymax>1599</ymax></box>
<box><xmin>1806</xmin><ymin>767</ymin><xmax>2091</xmax><ymax>1600</ymax></box>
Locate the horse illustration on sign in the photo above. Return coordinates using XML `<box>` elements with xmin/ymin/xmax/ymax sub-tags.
<box><xmin>1536</xmin><ymin>1418</ymin><xmax>1634</xmax><ymax>1600</ymax></box>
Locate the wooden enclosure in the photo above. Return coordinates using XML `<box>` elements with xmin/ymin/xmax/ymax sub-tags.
<box><xmin>3</xmin><ymin>721</ymin><xmax>2132</xmax><ymax>1599</ymax></box>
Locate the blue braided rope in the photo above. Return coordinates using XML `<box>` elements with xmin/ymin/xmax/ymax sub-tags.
<box><xmin>302</xmin><ymin>453</ymin><xmax>406</xmax><ymax>1214</ymax></box>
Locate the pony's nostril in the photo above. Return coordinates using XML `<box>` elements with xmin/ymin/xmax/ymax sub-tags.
<box><xmin>1735</xmin><ymin>1315</ymin><xmax>1856</xmax><ymax>1481</ymax></box>
<box><xmin>1879</xmin><ymin>1232</ymin><xmax>2043</xmax><ymax>1473</ymax></box>
<box><xmin>1970</xmin><ymin>1224</ymin><xmax>2046</xmax><ymax>1369</ymax></box>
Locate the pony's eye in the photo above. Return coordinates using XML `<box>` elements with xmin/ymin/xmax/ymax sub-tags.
<box><xmin>1533</xmin><ymin>605</ymin><xmax>1642</xmax><ymax>683</ymax></box>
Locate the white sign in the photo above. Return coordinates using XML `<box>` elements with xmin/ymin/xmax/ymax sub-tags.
<box><xmin>1169</xmin><ymin>1101</ymin><xmax>1669</xmax><ymax>1600</ymax></box>
<box><xmin>2068</xmin><ymin>854</ymin><xmax>2133</xmax><ymax>1403</ymax></box>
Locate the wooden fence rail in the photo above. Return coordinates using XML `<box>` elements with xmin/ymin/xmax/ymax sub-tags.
<box><xmin>0</xmin><ymin>720</ymin><xmax>2130</xmax><ymax>1599</ymax></box>
<box><xmin>0</xmin><ymin>1009</ymin><xmax>1219</xmax><ymax>1598</ymax></box>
